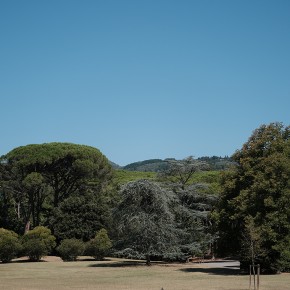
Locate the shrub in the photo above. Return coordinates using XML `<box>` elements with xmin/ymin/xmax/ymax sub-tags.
<box><xmin>22</xmin><ymin>226</ymin><xmax>56</xmax><ymax>261</ymax></box>
<box><xmin>113</xmin><ymin>248</ymin><xmax>144</xmax><ymax>260</ymax></box>
<box><xmin>57</xmin><ymin>238</ymin><xmax>84</xmax><ymax>261</ymax></box>
<box><xmin>0</xmin><ymin>228</ymin><xmax>22</xmax><ymax>263</ymax></box>
<box><xmin>85</xmin><ymin>229</ymin><xmax>112</xmax><ymax>260</ymax></box>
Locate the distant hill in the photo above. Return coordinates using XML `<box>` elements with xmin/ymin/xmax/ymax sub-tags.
<box><xmin>120</xmin><ymin>156</ymin><xmax>235</xmax><ymax>172</ymax></box>
<box><xmin>123</xmin><ymin>159</ymin><xmax>169</xmax><ymax>172</ymax></box>
<box><xmin>109</xmin><ymin>161</ymin><xmax>122</xmax><ymax>169</ymax></box>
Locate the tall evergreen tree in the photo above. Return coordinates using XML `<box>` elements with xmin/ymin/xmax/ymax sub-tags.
<box><xmin>218</xmin><ymin>122</ymin><xmax>290</xmax><ymax>273</ymax></box>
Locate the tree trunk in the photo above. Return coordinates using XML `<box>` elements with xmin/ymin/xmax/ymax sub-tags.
<box><xmin>146</xmin><ymin>254</ymin><xmax>151</xmax><ymax>266</ymax></box>
<box><xmin>24</xmin><ymin>220</ymin><xmax>30</xmax><ymax>233</ymax></box>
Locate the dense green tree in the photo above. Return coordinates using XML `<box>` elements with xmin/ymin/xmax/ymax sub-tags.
<box><xmin>57</xmin><ymin>238</ymin><xmax>84</xmax><ymax>261</ymax></box>
<box><xmin>175</xmin><ymin>184</ymin><xmax>218</xmax><ymax>258</ymax></box>
<box><xmin>5</xmin><ymin>143</ymin><xmax>112</xmax><ymax>207</ymax></box>
<box><xmin>50</xmin><ymin>189</ymin><xmax>112</xmax><ymax>242</ymax></box>
<box><xmin>22</xmin><ymin>226</ymin><xmax>56</xmax><ymax>261</ymax></box>
<box><xmin>22</xmin><ymin>173</ymin><xmax>51</xmax><ymax>226</ymax></box>
<box><xmin>0</xmin><ymin>168</ymin><xmax>53</xmax><ymax>233</ymax></box>
<box><xmin>0</xmin><ymin>162</ymin><xmax>25</xmax><ymax>232</ymax></box>
<box><xmin>0</xmin><ymin>143</ymin><xmax>113</xmax><ymax>233</ymax></box>
<box><xmin>0</xmin><ymin>228</ymin><xmax>22</xmax><ymax>262</ymax></box>
<box><xmin>217</xmin><ymin>123</ymin><xmax>290</xmax><ymax>273</ymax></box>
<box><xmin>114</xmin><ymin>179</ymin><xmax>179</xmax><ymax>265</ymax></box>
<box><xmin>85</xmin><ymin>228</ymin><xmax>112</xmax><ymax>260</ymax></box>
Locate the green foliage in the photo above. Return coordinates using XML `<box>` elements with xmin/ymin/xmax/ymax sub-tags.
<box><xmin>112</xmin><ymin>169</ymin><xmax>156</xmax><ymax>186</ymax></box>
<box><xmin>123</xmin><ymin>157</ymin><xmax>234</xmax><ymax>172</ymax></box>
<box><xmin>0</xmin><ymin>142</ymin><xmax>113</xmax><ymax>234</ymax></box>
<box><xmin>123</xmin><ymin>159</ymin><xmax>169</xmax><ymax>172</ymax></box>
<box><xmin>158</xmin><ymin>156</ymin><xmax>210</xmax><ymax>190</ymax></box>
<box><xmin>85</xmin><ymin>228</ymin><xmax>112</xmax><ymax>260</ymax></box>
<box><xmin>240</xmin><ymin>216</ymin><xmax>266</xmax><ymax>267</ymax></box>
<box><xmin>22</xmin><ymin>226</ymin><xmax>56</xmax><ymax>261</ymax></box>
<box><xmin>114</xmin><ymin>247</ymin><xmax>145</xmax><ymax>259</ymax></box>
<box><xmin>197</xmin><ymin>156</ymin><xmax>235</xmax><ymax>170</ymax></box>
<box><xmin>186</xmin><ymin>171</ymin><xmax>222</xmax><ymax>195</ymax></box>
<box><xmin>0</xmin><ymin>184</ymin><xmax>23</xmax><ymax>233</ymax></box>
<box><xmin>22</xmin><ymin>238</ymin><xmax>47</xmax><ymax>262</ymax></box>
<box><xmin>114</xmin><ymin>179</ymin><xmax>178</xmax><ymax>265</ymax></box>
<box><xmin>5</xmin><ymin>142</ymin><xmax>113</xmax><ymax>207</ymax></box>
<box><xmin>156</xmin><ymin>157</ymin><xmax>219</xmax><ymax>259</ymax></box>
<box><xmin>113</xmin><ymin>159</ymin><xmax>220</xmax><ymax>263</ymax></box>
<box><xmin>50</xmin><ymin>190</ymin><xmax>112</xmax><ymax>242</ymax></box>
<box><xmin>273</xmin><ymin>235</ymin><xmax>290</xmax><ymax>271</ymax></box>
<box><xmin>0</xmin><ymin>228</ymin><xmax>22</xmax><ymax>262</ymax></box>
<box><xmin>218</xmin><ymin>122</ymin><xmax>290</xmax><ymax>273</ymax></box>
<box><xmin>57</xmin><ymin>238</ymin><xmax>84</xmax><ymax>261</ymax></box>
<box><xmin>173</xmin><ymin>184</ymin><xmax>218</xmax><ymax>259</ymax></box>
<box><xmin>21</xmin><ymin>172</ymin><xmax>53</xmax><ymax>229</ymax></box>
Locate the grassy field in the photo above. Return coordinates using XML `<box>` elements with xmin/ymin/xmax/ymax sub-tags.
<box><xmin>1</xmin><ymin>257</ymin><xmax>290</xmax><ymax>290</ymax></box>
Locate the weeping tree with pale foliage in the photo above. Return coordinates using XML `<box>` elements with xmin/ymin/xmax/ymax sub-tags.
<box><xmin>159</xmin><ymin>156</ymin><xmax>218</xmax><ymax>259</ymax></box>
<box><xmin>114</xmin><ymin>179</ymin><xmax>179</xmax><ymax>265</ymax></box>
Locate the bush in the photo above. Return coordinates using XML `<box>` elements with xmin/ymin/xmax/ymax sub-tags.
<box><xmin>0</xmin><ymin>228</ymin><xmax>22</xmax><ymax>263</ymax></box>
<box><xmin>23</xmin><ymin>238</ymin><xmax>47</xmax><ymax>262</ymax></box>
<box><xmin>113</xmin><ymin>248</ymin><xmax>144</xmax><ymax>260</ymax></box>
<box><xmin>57</xmin><ymin>238</ymin><xmax>84</xmax><ymax>261</ymax></box>
<box><xmin>85</xmin><ymin>229</ymin><xmax>112</xmax><ymax>260</ymax></box>
<box><xmin>22</xmin><ymin>226</ymin><xmax>56</xmax><ymax>261</ymax></box>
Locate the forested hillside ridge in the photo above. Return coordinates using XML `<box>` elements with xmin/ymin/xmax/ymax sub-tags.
<box><xmin>0</xmin><ymin>122</ymin><xmax>289</xmax><ymax>274</ymax></box>
<box><xmin>122</xmin><ymin>159</ymin><xmax>168</xmax><ymax>172</ymax></box>
<box><xmin>122</xmin><ymin>156</ymin><xmax>235</xmax><ymax>172</ymax></box>
<box><xmin>197</xmin><ymin>156</ymin><xmax>235</xmax><ymax>170</ymax></box>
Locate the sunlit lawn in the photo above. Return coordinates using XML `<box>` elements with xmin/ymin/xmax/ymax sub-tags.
<box><xmin>0</xmin><ymin>257</ymin><xmax>290</xmax><ymax>290</ymax></box>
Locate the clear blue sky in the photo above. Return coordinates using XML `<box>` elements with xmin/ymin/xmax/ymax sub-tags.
<box><xmin>1</xmin><ymin>0</ymin><xmax>289</xmax><ymax>166</ymax></box>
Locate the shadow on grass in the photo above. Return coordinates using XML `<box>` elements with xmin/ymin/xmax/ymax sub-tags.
<box><xmin>78</xmin><ymin>257</ymin><xmax>113</xmax><ymax>262</ymax></box>
<box><xmin>88</xmin><ymin>260</ymin><xmax>170</xmax><ymax>268</ymax></box>
<box><xmin>3</xmin><ymin>259</ymin><xmax>47</xmax><ymax>264</ymax></box>
<box><xmin>179</xmin><ymin>267</ymin><xmax>240</xmax><ymax>276</ymax></box>
<box><xmin>88</xmin><ymin>260</ymin><xmax>146</xmax><ymax>268</ymax></box>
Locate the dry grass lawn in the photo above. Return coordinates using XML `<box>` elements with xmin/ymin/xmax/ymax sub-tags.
<box><xmin>0</xmin><ymin>257</ymin><xmax>290</xmax><ymax>290</ymax></box>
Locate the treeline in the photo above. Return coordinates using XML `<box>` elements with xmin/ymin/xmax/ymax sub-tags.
<box><xmin>0</xmin><ymin>226</ymin><xmax>111</xmax><ymax>262</ymax></box>
<box><xmin>0</xmin><ymin>122</ymin><xmax>290</xmax><ymax>274</ymax></box>
<box><xmin>0</xmin><ymin>144</ymin><xmax>218</xmax><ymax>265</ymax></box>
<box><xmin>122</xmin><ymin>156</ymin><xmax>235</xmax><ymax>172</ymax></box>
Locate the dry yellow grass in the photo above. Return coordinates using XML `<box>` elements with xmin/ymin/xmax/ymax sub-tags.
<box><xmin>0</xmin><ymin>257</ymin><xmax>289</xmax><ymax>290</ymax></box>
